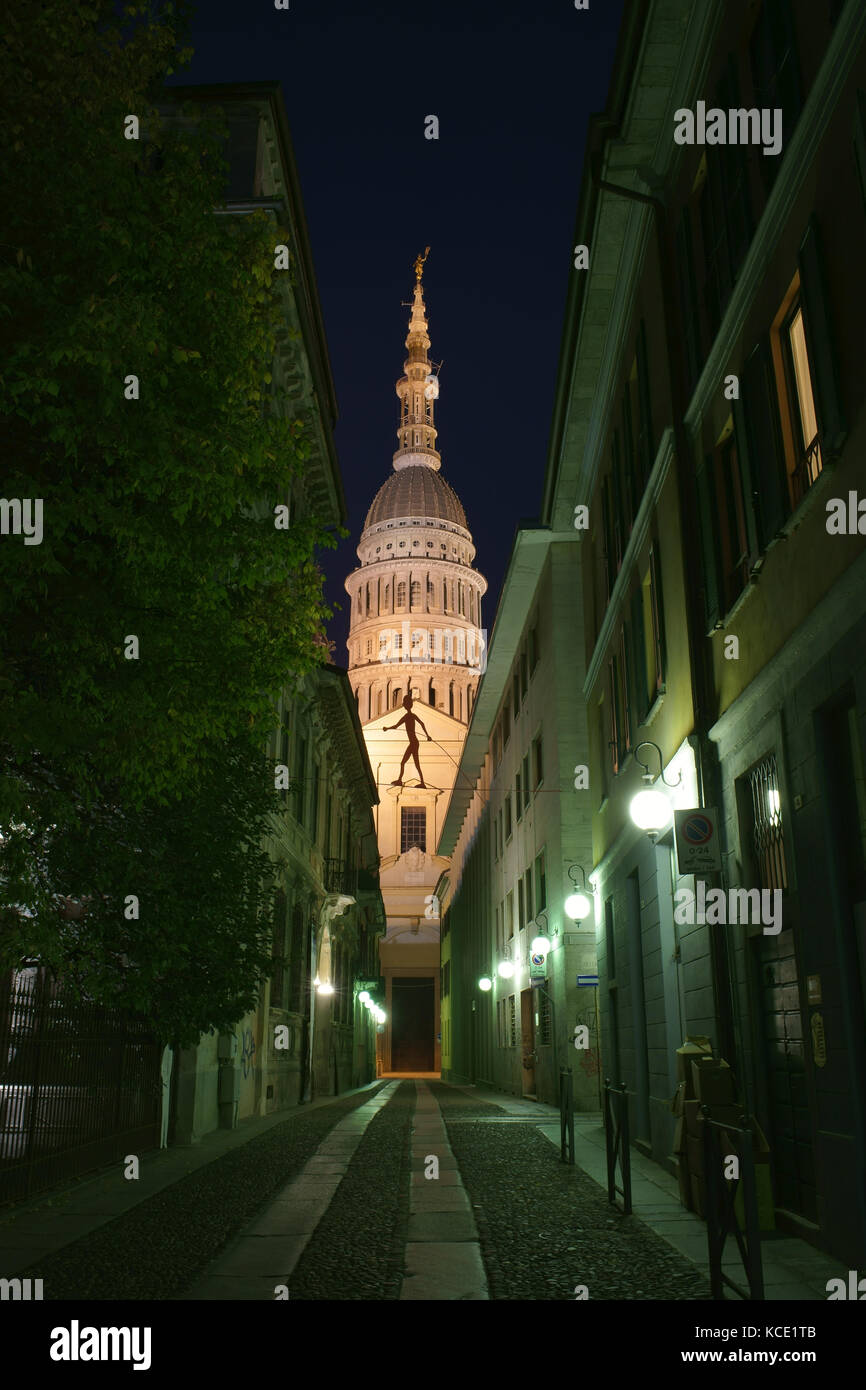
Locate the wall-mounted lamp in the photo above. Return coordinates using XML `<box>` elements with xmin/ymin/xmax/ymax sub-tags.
<box><xmin>564</xmin><ymin>865</ymin><xmax>593</xmax><ymax>921</ymax></box>
<box><xmin>629</xmin><ymin>741</ymin><xmax>682</xmax><ymax>840</ymax></box>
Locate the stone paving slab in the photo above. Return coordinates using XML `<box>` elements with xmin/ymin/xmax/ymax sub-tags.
<box><xmin>410</xmin><ymin>1189</ymin><xmax>472</xmax><ymax>1213</ymax></box>
<box><xmin>410</xmin><ymin>1168</ymin><xmax>461</xmax><ymax>1186</ymax></box>
<box><xmin>400</xmin><ymin>1241</ymin><xmax>489</xmax><ymax>1300</ymax></box>
<box><xmin>406</xmin><ymin>1210</ymin><xmax>478</xmax><ymax>1242</ymax></box>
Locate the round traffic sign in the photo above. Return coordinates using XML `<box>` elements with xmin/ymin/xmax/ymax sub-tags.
<box><xmin>682</xmin><ymin>813</ymin><xmax>714</xmax><ymax>846</ymax></box>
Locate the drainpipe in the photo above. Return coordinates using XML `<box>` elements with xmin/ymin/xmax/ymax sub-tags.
<box><xmin>589</xmin><ymin>159</ymin><xmax>737</xmax><ymax>1068</ymax></box>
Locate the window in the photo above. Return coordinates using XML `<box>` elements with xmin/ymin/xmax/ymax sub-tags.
<box><xmin>537</xmin><ymin>990</ymin><xmax>552</xmax><ymax>1048</ymax></box>
<box><xmin>271</xmin><ymin>890</ymin><xmax>287</xmax><ymax>1009</ymax></box>
<box><xmin>508</xmin><ymin>996</ymin><xmax>516</xmax><ymax>1047</ymax></box>
<box><xmin>294</xmin><ymin>735</ymin><xmax>307</xmax><ymax>825</ymax></box>
<box><xmin>520</xmin><ymin>650</ymin><xmax>528</xmax><ymax>702</ymax></box>
<box><xmin>512</xmin><ymin>672</ymin><xmax>520</xmax><ymax>722</ymax></box>
<box><xmin>529</xmin><ymin>623</ymin><xmax>539</xmax><ymax>674</ymax></box>
<box><xmin>515</xmin><ymin>772</ymin><xmax>523</xmax><ymax>822</ymax></box>
<box><xmin>502</xmin><ymin>699</ymin><xmax>511</xmax><ymax>747</ymax></box>
<box><xmin>601</xmin><ymin>474</ymin><xmax>615</xmax><ymax>599</ymax></box>
<box><xmin>535</xmin><ymin>850</ymin><xmax>546</xmax><ymax>915</ymax></box>
<box><xmin>518</xmin><ymin>875</ymin><xmax>525</xmax><ymax>930</ymax></box>
<box><xmin>411</xmin><ymin>579</ymin><xmax>421</xmax><ymax>607</ymax></box>
<box><xmin>608</xmin><ymin>650</ymin><xmax>626</xmax><ymax>775</ymax></box>
<box><xmin>533</xmin><ymin>735</ymin><xmax>543</xmax><ymax>790</ymax></box>
<box><xmin>675</xmin><ymin>204</ymin><xmax>703</xmax><ymax>395</ymax></box>
<box><xmin>392</xmin><ymin>687</ymin><xmax>401</xmax><ymax>708</ymax></box>
<box><xmin>524</xmin><ymin>865</ymin><xmax>533</xmax><ymax>924</ymax></box>
<box><xmin>522</xmin><ymin>753</ymin><xmax>530</xmax><ymax>807</ymax></box>
<box><xmin>401</xmin><ymin>806</ymin><xmax>427</xmax><ymax>853</ymax></box>
<box><xmin>781</xmin><ymin>298</ymin><xmax>822</xmax><ymax>503</ymax></box>
<box><xmin>365</xmin><ymin>638</ymin><xmax>372</xmax><ymax>656</ymax></box>
<box><xmin>646</xmin><ymin>549</ymin><xmax>666</xmax><ymax>696</ymax></box>
<box><xmin>749</xmin><ymin>0</ymin><xmax>802</xmax><ymax>193</ymax></box>
<box><xmin>495</xmin><ymin>902</ymin><xmax>502</xmax><ymax>953</ymax></box>
<box><xmin>628</xmin><ymin>586</ymin><xmax>649</xmax><ymax>732</ymax></box>
<box><xmin>504</xmin><ymin>793</ymin><xmax>513</xmax><ymax>841</ymax></box>
<box><xmin>396</xmin><ymin>581</ymin><xmax>406</xmax><ymax>607</ymax></box>
<box><xmin>505</xmin><ymin>889</ymin><xmax>514</xmax><ymax>940</ymax></box>
<box><xmin>310</xmin><ymin>762</ymin><xmax>320</xmax><ymax>846</ymax></box>
<box><xmin>746</xmin><ymin>755</ymin><xmax>787</xmax><ymax>892</ymax></box>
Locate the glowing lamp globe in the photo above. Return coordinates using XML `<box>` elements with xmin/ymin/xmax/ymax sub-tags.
<box><xmin>530</xmin><ymin>935</ymin><xmax>551</xmax><ymax>955</ymax></box>
<box><xmin>565</xmin><ymin>891</ymin><xmax>592</xmax><ymax>922</ymax></box>
<box><xmin>358</xmin><ymin>991</ymin><xmax>370</xmax><ymax>1004</ymax></box>
<box><xmin>497</xmin><ymin>960</ymin><xmax>515</xmax><ymax>979</ymax></box>
<box><xmin>479</xmin><ymin>977</ymin><xmax>493</xmax><ymax>992</ymax></box>
<box><xmin>317</xmin><ymin>982</ymin><xmax>334</xmax><ymax>996</ymax></box>
<box><xmin>630</xmin><ymin>787</ymin><xmax>672</xmax><ymax>835</ymax></box>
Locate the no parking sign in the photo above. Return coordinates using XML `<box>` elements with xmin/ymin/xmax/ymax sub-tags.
<box><xmin>674</xmin><ymin>808</ymin><xmax>721</xmax><ymax>874</ymax></box>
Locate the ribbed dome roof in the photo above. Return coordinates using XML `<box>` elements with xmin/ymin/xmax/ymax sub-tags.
<box><xmin>364</xmin><ymin>466</ymin><xmax>467</xmax><ymax>530</ymax></box>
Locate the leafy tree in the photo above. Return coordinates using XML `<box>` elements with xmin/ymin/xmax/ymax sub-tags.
<box><xmin>0</xmin><ymin>0</ymin><xmax>336</xmax><ymax>1039</ymax></box>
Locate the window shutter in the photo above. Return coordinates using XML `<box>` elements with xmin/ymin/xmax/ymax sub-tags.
<box><xmin>629</xmin><ymin>588</ymin><xmax>647</xmax><ymax>727</ymax></box>
<box><xmin>696</xmin><ymin>454</ymin><xmax>723</xmax><ymax>629</ymax></box>
<box><xmin>650</xmin><ymin>546</ymin><xmax>667</xmax><ymax>689</ymax></box>
<box><xmin>637</xmin><ymin>319</ymin><xmax>654</xmax><ymax>485</ymax></box>
<box><xmin>797</xmin><ymin>216</ymin><xmax>847</xmax><ymax>460</ymax></box>
<box><xmin>739</xmin><ymin>338</ymin><xmax>788</xmax><ymax>548</ymax></box>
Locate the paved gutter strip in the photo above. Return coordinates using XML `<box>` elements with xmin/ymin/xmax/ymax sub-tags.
<box><xmin>399</xmin><ymin>1080</ymin><xmax>489</xmax><ymax>1300</ymax></box>
<box><xmin>429</xmin><ymin>1082</ymin><xmax>712</xmax><ymax>1302</ymax></box>
<box><xmin>181</xmin><ymin>1081</ymin><xmax>402</xmax><ymax>1300</ymax></box>
<box><xmin>10</xmin><ymin>1083</ymin><xmax>388</xmax><ymax>1300</ymax></box>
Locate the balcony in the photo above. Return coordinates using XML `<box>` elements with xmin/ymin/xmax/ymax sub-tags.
<box><xmin>323</xmin><ymin>858</ymin><xmax>358</xmax><ymax>896</ymax></box>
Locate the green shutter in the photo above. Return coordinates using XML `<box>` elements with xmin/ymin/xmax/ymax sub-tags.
<box><xmin>629</xmin><ymin>587</ymin><xmax>647</xmax><ymax>727</ymax></box>
<box><xmin>739</xmin><ymin>338</ymin><xmax>788</xmax><ymax>548</ymax></box>
<box><xmin>637</xmin><ymin>319</ymin><xmax>654</xmax><ymax>484</ymax></box>
<box><xmin>798</xmin><ymin>216</ymin><xmax>847</xmax><ymax>460</ymax></box>
<box><xmin>696</xmin><ymin>455</ymin><xmax>723</xmax><ymax>629</ymax></box>
<box><xmin>650</xmin><ymin>544</ymin><xmax>667</xmax><ymax>687</ymax></box>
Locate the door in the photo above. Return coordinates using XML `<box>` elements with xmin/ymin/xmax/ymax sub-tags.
<box><xmin>521</xmin><ymin>989</ymin><xmax>536</xmax><ymax>1096</ymax></box>
<box><xmin>391</xmin><ymin>978</ymin><xmax>434</xmax><ymax>1071</ymax></box>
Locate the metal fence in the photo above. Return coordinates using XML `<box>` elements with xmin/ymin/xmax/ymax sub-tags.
<box><xmin>702</xmin><ymin>1108</ymin><xmax>765</xmax><ymax>1300</ymax></box>
<box><xmin>0</xmin><ymin>967</ymin><xmax>162</xmax><ymax>1204</ymax></box>
<box><xmin>603</xmin><ymin>1078</ymin><xmax>633</xmax><ymax>1215</ymax></box>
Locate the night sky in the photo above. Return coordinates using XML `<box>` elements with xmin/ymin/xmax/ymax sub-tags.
<box><xmin>173</xmin><ymin>0</ymin><xmax>626</xmax><ymax>656</ymax></box>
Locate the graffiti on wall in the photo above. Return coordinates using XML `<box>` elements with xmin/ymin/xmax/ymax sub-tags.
<box><xmin>240</xmin><ymin>1027</ymin><xmax>256</xmax><ymax>1079</ymax></box>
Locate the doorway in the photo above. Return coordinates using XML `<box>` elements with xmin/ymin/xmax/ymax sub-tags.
<box><xmin>391</xmin><ymin>977</ymin><xmax>434</xmax><ymax>1071</ymax></box>
<box><xmin>521</xmin><ymin>989</ymin><xmax>536</xmax><ymax>1097</ymax></box>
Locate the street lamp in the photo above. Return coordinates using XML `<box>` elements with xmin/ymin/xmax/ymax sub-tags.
<box><xmin>479</xmin><ymin>976</ymin><xmax>494</xmax><ymax>992</ymax></box>
<box><xmin>564</xmin><ymin>865</ymin><xmax>593</xmax><ymax>921</ymax></box>
<box><xmin>629</xmin><ymin>741</ymin><xmax>682</xmax><ymax>840</ymax></box>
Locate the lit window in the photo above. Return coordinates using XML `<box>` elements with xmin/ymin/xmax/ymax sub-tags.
<box><xmin>782</xmin><ymin>299</ymin><xmax>822</xmax><ymax>500</ymax></box>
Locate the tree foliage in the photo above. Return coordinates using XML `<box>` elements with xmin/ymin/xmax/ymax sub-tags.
<box><xmin>0</xmin><ymin>1</ymin><xmax>335</xmax><ymax>1040</ymax></box>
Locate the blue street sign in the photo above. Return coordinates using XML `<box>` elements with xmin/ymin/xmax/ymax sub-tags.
<box><xmin>577</xmin><ymin>975</ymin><xmax>599</xmax><ymax>986</ymax></box>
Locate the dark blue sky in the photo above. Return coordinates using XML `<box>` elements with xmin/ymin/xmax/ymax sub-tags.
<box><xmin>177</xmin><ymin>0</ymin><xmax>625</xmax><ymax>656</ymax></box>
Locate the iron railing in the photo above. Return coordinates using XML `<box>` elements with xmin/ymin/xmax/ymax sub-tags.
<box><xmin>559</xmin><ymin>1066</ymin><xmax>575</xmax><ymax>1165</ymax></box>
<box><xmin>0</xmin><ymin>967</ymin><xmax>161</xmax><ymax>1204</ymax></box>
<box><xmin>603</xmin><ymin>1078</ymin><xmax>633</xmax><ymax>1215</ymax></box>
<box><xmin>323</xmin><ymin>858</ymin><xmax>358</xmax><ymax>896</ymax></box>
<box><xmin>702</xmin><ymin>1108</ymin><xmax>765</xmax><ymax>1300</ymax></box>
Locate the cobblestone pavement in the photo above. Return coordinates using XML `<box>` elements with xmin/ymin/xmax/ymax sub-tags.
<box><xmin>13</xmin><ymin>1084</ymin><xmax>388</xmax><ymax>1300</ymax></box>
<box><xmin>429</xmin><ymin>1082</ymin><xmax>712</xmax><ymax>1301</ymax></box>
<box><xmin>288</xmin><ymin>1080</ymin><xmax>414</xmax><ymax>1299</ymax></box>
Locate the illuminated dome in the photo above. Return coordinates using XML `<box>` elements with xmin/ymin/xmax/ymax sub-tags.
<box><xmin>365</xmin><ymin>466</ymin><xmax>467</xmax><ymax>531</ymax></box>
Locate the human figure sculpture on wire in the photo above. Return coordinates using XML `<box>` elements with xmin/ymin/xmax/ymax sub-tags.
<box><xmin>384</xmin><ymin>693</ymin><xmax>430</xmax><ymax>788</ymax></box>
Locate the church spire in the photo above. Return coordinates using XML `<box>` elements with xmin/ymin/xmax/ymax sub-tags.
<box><xmin>394</xmin><ymin>248</ymin><xmax>441</xmax><ymax>473</ymax></box>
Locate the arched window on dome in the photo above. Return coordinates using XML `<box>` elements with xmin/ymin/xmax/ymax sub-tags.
<box><xmin>365</xmin><ymin>584</ymin><xmax>371</xmax><ymax>616</ymax></box>
<box><xmin>377</xmin><ymin>689</ymin><xmax>384</xmax><ymax>716</ymax></box>
<box><xmin>428</xmin><ymin>681</ymin><xmax>436</xmax><ymax>708</ymax></box>
<box><xmin>396</xmin><ymin>581</ymin><xmax>406</xmax><ymax>607</ymax></box>
<box><xmin>410</xmin><ymin>579</ymin><xmax>421</xmax><ymax>608</ymax></box>
<box><xmin>467</xmin><ymin>685</ymin><xmax>473</xmax><ymax>717</ymax></box>
<box><xmin>426</xmin><ymin>578</ymin><xmax>434</xmax><ymax>609</ymax></box>
<box><xmin>458</xmin><ymin>583</ymin><xmax>465</xmax><ymax>616</ymax></box>
<box><xmin>448</xmin><ymin>683</ymin><xmax>454</xmax><ymax>717</ymax></box>
<box><xmin>392</xmin><ymin>688</ymin><xmax>402</xmax><ymax>709</ymax></box>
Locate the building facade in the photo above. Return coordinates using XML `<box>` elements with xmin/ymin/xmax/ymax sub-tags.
<box><xmin>437</xmin><ymin>536</ymin><xmax>599</xmax><ymax>1108</ymax></box>
<box><xmin>166</xmin><ymin>84</ymin><xmax>385</xmax><ymax>1143</ymax></box>
<box><xmin>552</xmin><ymin>0</ymin><xmax>866</xmax><ymax>1264</ymax></box>
<box><xmin>345</xmin><ymin>255</ymin><xmax>486</xmax><ymax>1073</ymax></box>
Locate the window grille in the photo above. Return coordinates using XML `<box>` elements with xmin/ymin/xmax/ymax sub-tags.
<box><xmin>401</xmin><ymin>806</ymin><xmax>427</xmax><ymax>853</ymax></box>
<box><xmin>748</xmin><ymin>755</ymin><xmax>788</xmax><ymax>892</ymax></box>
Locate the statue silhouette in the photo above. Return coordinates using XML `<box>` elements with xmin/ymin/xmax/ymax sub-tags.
<box><xmin>384</xmin><ymin>693</ymin><xmax>430</xmax><ymax>787</ymax></box>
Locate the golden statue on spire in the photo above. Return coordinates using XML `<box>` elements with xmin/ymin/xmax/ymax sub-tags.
<box><xmin>414</xmin><ymin>246</ymin><xmax>430</xmax><ymax>282</ymax></box>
